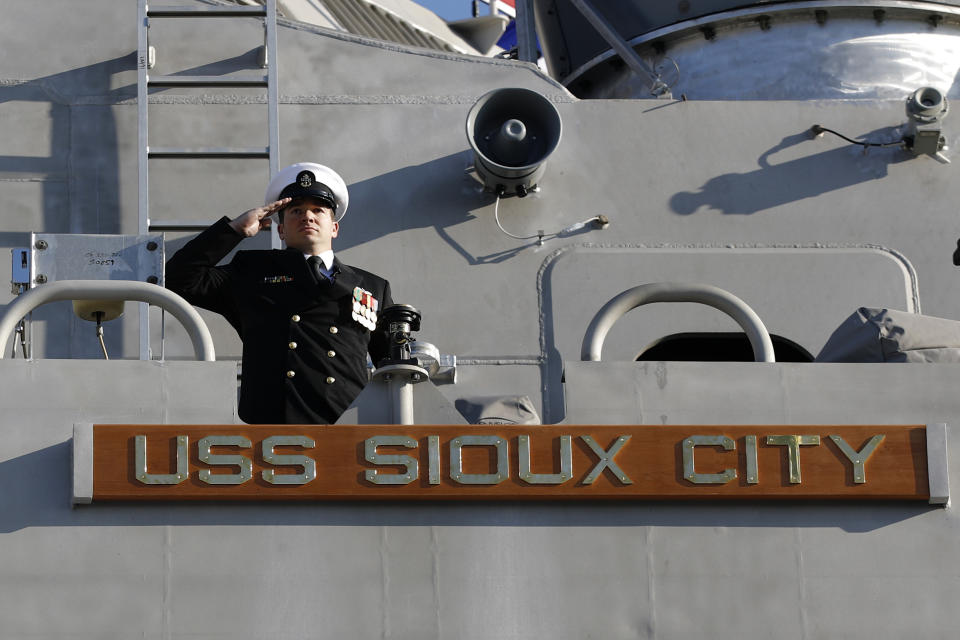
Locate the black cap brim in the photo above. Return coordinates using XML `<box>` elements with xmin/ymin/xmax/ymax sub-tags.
<box><xmin>278</xmin><ymin>181</ymin><xmax>338</xmax><ymax>212</ymax></box>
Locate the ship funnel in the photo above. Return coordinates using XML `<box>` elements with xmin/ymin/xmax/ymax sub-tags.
<box><xmin>466</xmin><ymin>88</ymin><xmax>562</xmax><ymax>197</ymax></box>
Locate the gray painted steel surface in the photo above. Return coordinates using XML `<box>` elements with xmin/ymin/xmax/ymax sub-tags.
<box><xmin>2</xmin><ymin>359</ymin><xmax>959</xmax><ymax>638</ymax></box>
<box><xmin>2</xmin><ymin>0</ymin><xmax>960</xmax><ymax>637</ymax></box>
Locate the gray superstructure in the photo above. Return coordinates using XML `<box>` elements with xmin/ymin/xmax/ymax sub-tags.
<box><xmin>2</xmin><ymin>0</ymin><xmax>960</xmax><ymax>637</ymax></box>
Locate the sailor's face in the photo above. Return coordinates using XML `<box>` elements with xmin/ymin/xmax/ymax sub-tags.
<box><xmin>277</xmin><ymin>197</ymin><xmax>339</xmax><ymax>252</ymax></box>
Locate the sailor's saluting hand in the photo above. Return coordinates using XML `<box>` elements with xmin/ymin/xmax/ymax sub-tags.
<box><xmin>228</xmin><ymin>197</ymin><xmax>292</xmax><ymax>237</ymax></box>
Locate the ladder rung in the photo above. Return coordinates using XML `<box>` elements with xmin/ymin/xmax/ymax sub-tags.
<box><xmin>147</xmin><ymin>6</ymin><xmax>267</xmax><ymax>17</ymax></box>
<box><xmin>148</xmin><ymin>74</ymin><xmax>268</xmax><ymax>87</ymax></box>
<box><xmin>149</xmin><ymin>147</ymin><xmax>270</xmax><ymax>158</ymax></box>
<box><xmin>148</xmin><ymin>221</ymin><xmax>213</xmax><ymax>232</ymax></box>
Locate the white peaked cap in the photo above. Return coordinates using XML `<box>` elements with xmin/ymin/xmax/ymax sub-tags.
<box><xmin>264</xmin><ymin>162</ymin><xmax>349</xmax><ymax>221</ymax></box>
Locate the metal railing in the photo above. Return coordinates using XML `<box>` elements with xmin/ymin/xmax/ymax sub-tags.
<box><xmin>581</xmin><ymin>282</ymin><xmax>776</xmax><ymax>363</ymax></box>
<box><xmin>0</xmin><ymin>281</ymin><xmax>215</xmax><ymax>361</ymax></box>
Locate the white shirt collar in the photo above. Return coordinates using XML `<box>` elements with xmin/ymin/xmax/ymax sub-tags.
<box><xmin>304</xmin><ymin>250</ymin><xmax>335</xmax><ymax>271</ymax></box>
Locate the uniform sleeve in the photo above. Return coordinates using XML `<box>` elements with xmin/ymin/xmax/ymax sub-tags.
<box><xmin>165</xmin><ymin>216</ymin><xmax>245</xmax><ymax>329</ymax></box>
<box><xmin>369</xmin><ymin>279</ymin><xmax>393</xmax><ymax>367</ymax></box>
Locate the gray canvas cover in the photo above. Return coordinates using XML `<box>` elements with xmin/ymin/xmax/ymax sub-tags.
<box><xmin>455</xmin><ymin>395</ymin><xmax>542</xmax><ymax>424</ymax></box>
<box><xmin>816</xmin><ymin>307</ymin><xmax>960</xmax><ymax>362</ymax></box>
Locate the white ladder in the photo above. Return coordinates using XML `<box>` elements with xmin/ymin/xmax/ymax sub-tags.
<box><xmin>136</xmin><ymin>0</ymin><xmax>280</xmax><ymax>358</ymax></box>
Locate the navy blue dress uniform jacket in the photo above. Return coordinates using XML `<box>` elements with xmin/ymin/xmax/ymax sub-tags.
<box><xmin>166</xmin><ymin>216</ymin><xmax>393</xmax><ymax>424</ymax></box>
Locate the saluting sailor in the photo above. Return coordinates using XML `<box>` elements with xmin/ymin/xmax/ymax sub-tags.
<box><xmin>166</xmin><ymin>162</ymin><xmax>393</xmax><ymax>424</ymax></box>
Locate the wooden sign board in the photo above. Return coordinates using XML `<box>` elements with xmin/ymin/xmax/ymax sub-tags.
<box><xmin>72</xmin><ymin>423</ymin><xmax>949</xmax><ymax>504</ymax></box>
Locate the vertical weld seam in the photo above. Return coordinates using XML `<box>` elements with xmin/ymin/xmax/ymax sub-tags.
<box><xmin>796</xmin><ymin>528</ymin><xmax>809</xmax><ymax>639</ymax></box>
<box><xmin>536</xmin><ymin>246</ymin><xmax>573</xmax><ymax>425</ymax></box>
<box><xmin>381</xmin><ymin>526</ymin><xmax>389</xmax><ymax>639</ymax></box>
<box><xmin>646</xmin><ymin>526</ymin><xmax>657</xmax><ymax>638</ymax></box>
<box><xmin>779</xmin><ymin>365</ymin><xmax>790</xmax><ymax>424</ymax></box>
<box><xmin>65</xmin><ymin>102</ymin><xmax>74</xmax><ymax>228</ymax></box>
<box><xmin>96</xmin><ymin>165</ymin><xmax>101</xmax><ymax>230</ymax></box>
<box><xmin>163</xmin><ymin>525</ymin><xmax>172</xmax><ymax>640</ymax></box>
<box><xmin>160</xmin><ymin>362</ymin><xmax>170</xmax><ymax>424</ymax></box>
<box><xmin>432</xmin><ymin>526</ymin><xmax>441</xmax><ymax>639</ymax></box>
<box><xmin>536</xmin><ymin>250</ymin><xmax>552</xmax><ymax>423</ymax></box>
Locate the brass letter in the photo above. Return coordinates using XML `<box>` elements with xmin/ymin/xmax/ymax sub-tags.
<box><xmin>135</xmin><ymin>435</ymin><xmax>188</xmax><ymax>485</ymax></box>
<box><xmin>450</xmin><ymin>436</ymin><xmax>508</xmax><ymax>484</ymax></box>
<box><xmin>580</xmin><ymin>435</ymin><xmax>632</xmax><ymax>485</ymax></box>
<box><xmin>828</xmin><ymin>434</ymin><xmax>885</xmax><ymax>484</ymax></box>
<box><xmin>262</xmin><ymin>436</ymin><xmax>316</xmax><ymax>485</ymax></box>
<box><xmin>427</xmin><ymin>435</ymin><xmax>440</xmax><ymax>485</ymax></box>
<box><xmin>745</xmin><ymin>435</ymin><xmax>759</xmax><ymax>484</ymax></box>
<box><xmin>197</xmin><ymin>435</ymin><xmax>253</xmax><ymax>485</ymax></box>
<box><xmin>682</xmin><ymin>435</ymin><xmax>737</xmax><ymax>485</ymax></box>
<box><xmin>766</xmin><ymin>435</ymin><xmax>820</xmax><ymax>484</ymax></box>
<box><xmin>518</xmin><ymin>435</ymin><xmax>572</xmax><ymax>484</ymax></box>
<box><xmin>365</xmin><ymin>436</ymin><xmax>419</xmax><ymax>485</ymax></box>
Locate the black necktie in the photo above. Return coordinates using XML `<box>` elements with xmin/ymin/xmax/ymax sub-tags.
<box><xmin>307</xmin><ymin>256</ymin><xmax>329</xmax><ymax>283</ymax></box>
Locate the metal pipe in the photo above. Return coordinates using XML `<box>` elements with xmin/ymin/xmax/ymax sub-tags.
<box><xmin>265</xmin><ymin>0</ymin><xmax>283</xmax><ymax>251</ymax></box>
<box><xmin>515</xmin><ymin>0</ymin><xmax>538</xmax><ymax>63</ymax></box>
<box><xmin>388</xmin><ymin>376</ymin><xmax>416</xmax><ymax>425</ymax></box>
<box><xmin>581</xmin><ymin>282</ymin><xmax>775</xmax><ymax>363</ymax></box>
<box><xmin>137</xmin><ymin>0</ymin><xmax>151</xmax><ymax>360</ymax></box>
<box><xmin>374</xmin><ymin>363</ymin><xmax>429</xmax><ymax>425</ymax></box>
<box><xmin>566</xmin><ymin>0</ymin><xmax>665</xmax><ymax>93</ymax></box>
<box><xmin>0</xmin><ymin>280</ymin><xmax>216</xmax><ymax>361</ymax></box>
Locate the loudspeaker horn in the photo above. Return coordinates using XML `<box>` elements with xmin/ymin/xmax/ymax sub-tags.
<box><xmin>466</xmin><ymin>88</ymin><xmax>562</xmax><ymax>197</ymax></box>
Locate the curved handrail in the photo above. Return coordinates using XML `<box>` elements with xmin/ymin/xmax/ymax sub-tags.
<box><xmin>581</xmin><ymin>282</ymin><xmax>775</xmax><ymax>363</ymax></box>
<box><xmin>0</xmin><ymin>280</ymin><xmax>215</xmax><ymax>361</ymax></box>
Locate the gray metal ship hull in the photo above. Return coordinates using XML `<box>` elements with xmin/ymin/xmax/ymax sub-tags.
<box><xmin>3</xmin><ymin>0</ymin><xmax>960</xmax><ymax>637</ymax></box>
